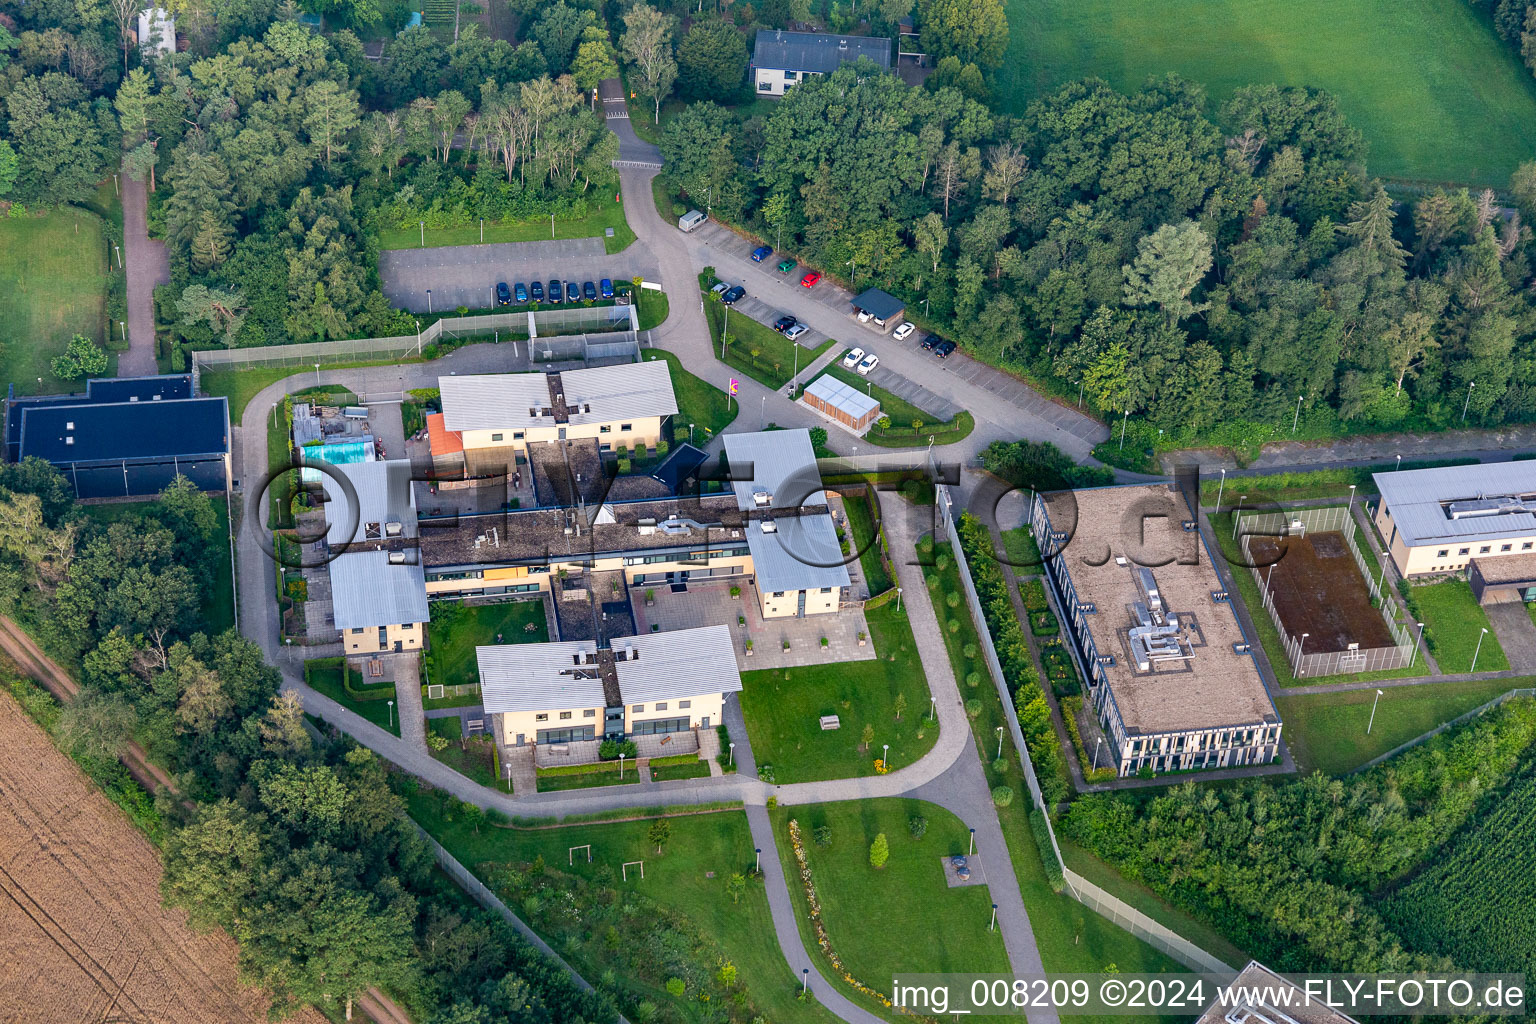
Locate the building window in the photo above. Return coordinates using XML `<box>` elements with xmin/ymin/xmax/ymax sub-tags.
<box><xmin>584</xmin><ymin>709</ymin><xmax>596</xmax><ymax>717</ymax></box>
<box><xmin>621</xmin><ymin>423</ymin><xmax>633</xmax><ymax>431</ymax></box>
<box><xmin>351</xmin><ymin>627</ymin><xmax>364</xmax><ymax>634</ymax></box>
<box><xmin>1437</xmin><ymin>549</ymin><xmax>1449</xmax><ymax>557</ymax></box>
<box><xmin>1503</xmin><ymin>543</ymin><xmax>1514</xmax><ymax>552</ymax></box>
<box><xmin>1480</xmin><ymin>545</ymin><xmax>1492</xmax><ymax>554</ymax></box>
<box><xmin>758</xmin><ymin>80</ymin><xmax>772</xmax><ymax>91</ymax></box>
<box><xmin>600</xmin><ymin>425</ymin><xmax>612</xmax><ymax>433</ymax></box>
<box><xmin>655</xmin><ymin>702</ymin><xmax>668</xmax><ymax>711</ymax></box>
<box><xmin>491</xmin><ymin>432</ymin><xmax>504</xmax><ymax>442</ymax></box>
<box><xmin>1525</xmin><ymin>542</ymin><xmax>1534</xmax><ymax>551</ymax></box>
<box><xmin>632</xmin><ymin>704</ymin><xmax>645</xmax><ymax>713</ymax></box>
<box><xmin>820</xmin><ymin>587</ymin><xmax>832</xmax><ymax>594</ymax></box>
<box><xmin>679</xmin><ymin>700</ymin><xmax>691</xmax><ymax>709</ymax></box>
<box><xmin>1459</xmin><ymin>547</ymin><xmax>1471</xmax><ymax>556</ymax></box>
<box><xmin>559</xmin><ymin>711</ymin><xmax>572</xmax><ymax>720</ymax></box>
<box><xmin>513</xmin><ymin>431</ymin><xmax>525</xmax><ymax>440</ymax></box>
<box><xmin>772</xmin><ymin>591</ymin><xmax>784</xmax><ymax>598</ymax></box>
<box><xmin>784</xmin><ymin>70</ymin><xmax>795</xmax><ymax>80</ymax></box>
<box><xmin>536</xmin><ymin>713</ymin><xmax>548</xmax><ymax>722</ymax></box>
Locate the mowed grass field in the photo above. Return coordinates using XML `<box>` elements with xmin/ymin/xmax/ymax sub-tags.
<box><xmin>0</xmin><ymin>207</ymin><xmax>112</xmax><ymax>393</ymax></box>
<box><xmin>999</xmin><ymin>0</ymin><xmax>1536</xmax><ymax>185</ymax></box>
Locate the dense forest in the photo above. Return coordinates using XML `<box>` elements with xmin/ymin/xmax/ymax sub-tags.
<box><xmin>661</xmin><ymin>65</ymin><xmax>1536</xmax><ymax>454</ymax></box>
<box><xmin>1062</xmin><ymin>698</ymin><xmax>1536</xmax><ymax>975</ymax></box>
<box><xmin>0</xmin><ymin>460</ymin><xmax>619</xmax><ymax>1022</ymax></box>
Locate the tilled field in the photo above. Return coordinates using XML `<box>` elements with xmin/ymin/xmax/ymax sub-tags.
<box><xmin>0</xmin><ymin>692</ymin><xmax>322</xmax><ymax>1024</ymax></box>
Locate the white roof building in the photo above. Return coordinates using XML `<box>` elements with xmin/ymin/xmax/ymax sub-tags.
<box><xmin>137</xmin><ymin>8</ymin><xmax>175</xmax><ymax>56</ymax></box>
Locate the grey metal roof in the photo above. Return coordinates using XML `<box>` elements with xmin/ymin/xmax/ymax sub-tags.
<box><xmin>328</xmin><ymin>549</ymin><xmax>429</xmax><ymax>630</ymax></box>
<box><xmin>753</xmin><ymin>29</ymin><xmax>892</xmax><ymax>74</ymax></box>
<box><xmin>722</xmin><ymin>428</ymin><xmax>826</xmax><ymax>511</ymax></box>
<box><xmin>561</xmin><ymin>361</ymin><xmax>677</xmax><ymax>426</ymax></box>
<box><xmin>804</xmin><ymin>375</ymin><xmax>880</xmax><ymax>421</ymax></box>
<box><xmin>1374</xmin><ymin>463</ymin><xmax>1536</xmax><ymax>547</ymax></box>
<box><xmin>438</xmin><ymin>363</ymin><xmax>676</xmax><ymax>432</ymax></box>
<box><xmin>746</xmin><ymin>514</ymin><xmax>851</xmax><ymax>594</ymax></box>
<box><xmin>321</xmin><ymin>459</ymin><xmax>418</xmax><ymax>547</ymax></box>
<box><xmin>851</xmin><ymin>287</ymin><xmax>904</xmax><ymax>320</ymax></box>
<box><xmin>438</xmin><ymin>373</ymin><xmax>550</xmax><ymax>431</ymax></box>
<box><xmin>612</xmin><ymin>624</ymin><xmax>742</xmax><ymax>703</ymax></box>
<box><xmin>478</xmin><ymin>640</ymin><xmax>607</xmax><ymax>713</ymax></box>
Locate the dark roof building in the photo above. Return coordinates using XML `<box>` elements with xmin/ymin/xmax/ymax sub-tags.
<box><xmin>753</xmin><ymin>30</ymin><xmax>891</xmax><ymax>96</ymax></box>
<box><xmin>851</xmin><ymin>287</ymin><xmax>905</xmax><ymax>326</ymax></box>
<box><xmin>5</xmin><ymin>376</ymin><xmax>229</xmax><ymax>499</ymax></box>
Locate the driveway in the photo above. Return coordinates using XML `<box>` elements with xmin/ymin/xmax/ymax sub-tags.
<box><xmin>118</xmin><ymin>173</ymin><xmax>168</xmax><ymax>377</ymax></box>
<box><xmin>1485</xmin><ymin>601</ymin><xmax>1536</xmax><ymax>673</ymax></box>
<box><xmin>379</xmin><ymin>237</ymin><xmax>660</xmax><ymax>313</ymax></box>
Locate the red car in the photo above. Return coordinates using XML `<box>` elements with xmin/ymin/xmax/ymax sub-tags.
<box><xmin>801</xmin><ymin>271</ymin><xmax>821</xmax><ymax>288</ymax></box>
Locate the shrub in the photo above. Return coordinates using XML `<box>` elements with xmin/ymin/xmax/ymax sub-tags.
<box><xmin>813</xmin><ymin>824</ymin><xmax>833</xmax><ymax>847</ymax></box>
<box><xmin>599</xmin><ymin>739</ymin><xmax>638</xmax><ymax>761</ymax></box>
<box><xmin>992</xmin><ymin>756</ymin><xmax>1009</xmax><ymax>774</ymax></box>
<box><xmin>908</xmin><ymin>815</ymin><xmax>928</xmax><ymax>840</ymax></box>
<box><xmin>948</xmin><ymin>619</ymin><xmax>961</xmax><ymax>634</ymax></box>
<box><xmin>936</xmin><ymin>553</ymin><xmax>951</xmax><ymax>571</ymax></box>
<box><xmin>427</xmin><ymin>733</ymin><xmax>450</xmax><ymax>752</ymax></box>
<box><xmin>963</xmin><ymin>642</ymin><xmax>978</xmax><ymax>659</ymax></box>
<box><xmin>665</xmin><ymin>978</ymin><xmax>686</xmax><ymax>998</ymax></box>
<box><xmin>617</xmin><ymin>457</ymin><xmax>632</xmax><ymax>473</ymax></box>
<box><xmin>869</xmin><ymin>832</ymin><xmax>889</xmax><ymax>868</ymax></box>
<box><xmin>992</xmin><ymin>785</ymin><xmax>1015</xmax><ymax>807</ymax></box>
<box><xmin>946</xmin><ymin>591</ymin><xmax>961</xmax><ymax>608</ymax></box>
<box><xmin>966</xmin><ymin>671</ymin><xmax>982</xmax><ymax>688</ymax></box>
<box><xmin>926</xmin><ymin>574</ymin><xmax>939</xmax><ymax>589</ymax></box>
<box><xmin>965</xmin><ymin>699</ymin><xmax>982</xmax><ymax>720</ymax></box>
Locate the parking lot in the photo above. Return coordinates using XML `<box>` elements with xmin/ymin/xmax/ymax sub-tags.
<box><xmin>379</xmin><ymin>236</ymin><xmax>661</xmax><ymax>313</ymax></box>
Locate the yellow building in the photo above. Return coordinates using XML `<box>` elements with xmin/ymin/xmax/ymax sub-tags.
<box><xmin>1373</xmin><ymin>464</ymin><xmax>1536</xmax><ymax>578</ymax></box>
<box><xmin>478</xmin><ymin>624</ymin><xmax>742</xmax><ymax>747</ymax></box>
<box><xmin>438</xmin><ymin>362</ymin><xmax>677</xmax><ymax>475</ymax></box>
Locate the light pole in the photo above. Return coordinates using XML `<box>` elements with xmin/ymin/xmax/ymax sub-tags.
<box><xmin>968</xmin><ymin>827</ymin><xmax>975</xmax><ymax>855</ymax></box>
<box><xmin>882</xmin><ymin>742</ymin><xmax>888</xmax><ymax>768</ymax></box>
<box><xmin>114</xmin><ymin>244</ymin><xmax>122</xmax><ymax>269</ymax></box>
<box><xmin>387</xmin><ymin>700</ymin><xmax>394</xmax><ymax>729</ymax></box>
<box><xmin>1413</xmin><ymin>621</ymin><xmax>1426</xmax><ymax>666</ymax></box>
<box><xmin>1093</xmin><ymin>736</ymin><xmax>1102</xmax><ymax>771</ymax></box>
<box><xmin>1232</xmin><ymin>496</ymin><xmax>1246</xmax><ymax>539</ymax></box>
<box><xmin>314</xmin><ymin>362</ymin><xmax>320</xmax><ymax>386</ymax></box>
<box><xmin>989</xmin><ymin>903</ymin><xmax>998</xmax><ymax>931</ymax></box>
<box><xmin>415</xmin><ymin>319</ymin><xmax>422</xmax><ymax>356</ymax></box>
<box><xmin>995</xmin><ymin>725</ymin><xmax>1005</xmax><ymax>759</ymax></box>
<box><xmin>802</xmin><ymin>969</ymin><xmax>809</xmax><ymax>994</ymax></box>
<box><xmin>689</xmin><ymin>423</ymin><xmax>695</xmax><ymax>445</ymax></box>
<box><xmin>790</xmin><ymin>340</ymin><xmax>799</xmax><ymax>396</ymax></box>
<box><xmin>1215</xmin><ymin>467</ymin><xmax>1226</xmax><ymax>509</ymax></box>
<box><xmin>1462</xmin><ymin>380</ymin><xmax>1476</xmax><ymax>422</ymax></box>
<box><xmin>619</xmin><ymin>752</ymin><xmax>626</xmax><ymax>778</ymax></box>
<box><xmin>1471</xmin><ymin>626</ymin><xmax>1489</xmax><ymax>672</ymax></box>
<box><xmin>728</xmin><ymin>742</ymin><xmax>735</xmax><ymax>766</ymax></box>
<box><xmin>1077</xmin><ymin>379</ymin><xmax>1084</xmax><ymax>408</ymax></box>
<box><xmin>1395</xmin><ymin>454</ymin><xmax>1402</xmax><ymax>472</ymax></box>
<box><xmin>505</xmin><ymin>762</ymin><xmax>513</xmax><ymax>792</ymax></box>
<box><xmin>1293</xmin><ymin>394</ymin><xmax>1304</xmax><ymax>432</ymax></box>
<box><xmin>756</xmin><ymin>847</ymin><xmax>761</xmax><ymax>872</ymax></box>
<box><xmin>1118</xmin><ymin>409</ymin><xmax>1129</xmax><ymax>451</ymax></box>
<box><xmin>1348</xmin><ymin>484</ymin><xmax>1356</xmax><ymax>515</ymax></box>
<box><xmin>896</xmin><ymin>587</ymin><xmax>903</xmax><ymax>612</ymax></box>
<box><xmin>760</xmin><ymin>394</ymin><xmax>765</xmax><ymax>429</ymax></box>
<box><xmin>1366</xmin><ymin>688</ymin><xmax>1385</xmax><ymax>734</ymax></box>
<box><xmin>426</xmin><ymin>288</ymin><xmax>433</xmax><ymax>314</ymax></box>
<box><xmin>119</xmin><ymin>321</ymin><xmax>125</xmax><ymax>345</ymax></box>
<box><xmin>419</xmin><ymin>220</ymin><xmax>424</xmax><ymax>246</ymax></box>
<box><xmin>1298</xmin><ymin>632</ymin><xmax>1309</xmax><ymax>676</ymax></box>
<box><xmin>929</xmin><ymin>694</ymin><xmax>936</xmax><ymax>723</ymax></box>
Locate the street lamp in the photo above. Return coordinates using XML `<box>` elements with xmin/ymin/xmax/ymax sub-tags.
<box><xmin>1077</xmin><ymin>379</ymin><xmax>1084</xmax><ymax>408</ymax></box>
<box><xmin>756</xmin><ymin>847</ymin><xmax>761</xmax><ymax>872</ymax></box>
<box><xmin>619</xmin><ymin>752</ymin><xmax>626</xmax><ymax>778</ymax></box>
<box><xmin>387</xmin><ymin>699</ymin><xmax>394</xmax><ymax>729</ymax></box>
<box><xmin>882</xmin><ymin>742</ymin><xmax>889</xmax><ymax>768</ymax></box>
<box><xmin>1348</xmin><ymin>484</ymin><xmax>1356</xmax><ymax>515</ymax></box>
<box><xmin>1298</xmin><ymin>632</ymin><xmax>1309</xmax><ymax>675</ymax></box>
<box><xmin>314</xmin><ymin>362</ymin><xmax>321</xmax><ymax>386</ymax></box>
<box><xmin>114</xmin><ymin>243</ymin><xmax>122</xmax><ymax>269</ymax></box>
<box><xmin>1462</xmin><ymin>380</ymin><xmax>1477</xmax><ymax>422</ymax></box>
<box><xmin>1366</xmin><ymin>688</ymin><xmax>1385</xmax><ymax>734</ymax></box>
<box><xmin>1395</xmin><ymin>454</ymin><xmax>1402</xmax><ymax>471</ymax></box>
<box><xmin>1093</xmin><ymin>736</ymin><xmax>1103</xmax><ymax>771</ymax></box>
<box><xmin>1216</xmin><ymin>467</ymin><xmax>1227</xmax><ymax>509</ymax></box>
<box><xmin>968</xmin><ymin>827</ymin><xmax>975</xmax><ymax>855</ymax></box>
<box><xmin>1232</xmin><ymin>496</ymin><xmax>1246</xmax><ymax>539</ymax></box>
<box><xmin>1471</xmin><ymin>626</ymin><xmax>1489</xmax><ymax>672</ymax></box>
<box><xmin>1413</xmin><ymin>621</ymin><xmax>1426</xmax><ymax>666</ymax></box>
<box><xmin>426</xmin><ymin>288</ymin><xmax>433</xmax><ymax>314</ymax></box>
<box><xmin>1118</xmin><ymin>409</ymin><xmax>1129</xmax><ymax>451</ymax></box>
<box><xmin>990</xmin><ymin>903</ymin><xmax>998</xmax><ymax>931</ymax></box>
<box><xmin>929</xmin><ymin>693</ymin><xmax>936</xmax><ymax>722</ymax></box>
<box><xmin>419</xmin><ymin>220</ymin><xmax>424</xmax><ymax>246</ymax></box>
<box><xmin>119</xmin><ymin>321</ymin><xmax>125</xmax><ymax>345</ymax></box>
<box><xmin>995</xmin><ymin>725</ymin><xmax>1005</xmax><ymax>759</ymax></box>
<box><xmin>1293</xmin><ymin>394</ymin><xmax>1304</xmax><ymax>432</ymax></box>
<box><xmin>896</xmin><ymin>587</ymin><xmax>903</xmax><ymax>612</ymax></box>
<box><xmin>760</xmin><ymin>394</ymin><xmax>765</xmax><ymax>429</ymax></box>
<box><xmin>728</xmin><ymin>742</ymin><xmax>735</xmax><ymax>766</ymax></box>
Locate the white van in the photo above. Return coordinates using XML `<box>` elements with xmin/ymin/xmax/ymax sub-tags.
<box><xmin>678</xmin><ymin>209</ymin><xmax>707</xmax><ymax>232</ymax></box>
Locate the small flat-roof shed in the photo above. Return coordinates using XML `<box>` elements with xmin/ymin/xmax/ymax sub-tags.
<box><xmin>800</xmin><ymin>375</ymin><xmax>881</xmax><ymax>434</ymax></box>
<box><xmin>851</xmin><ymin>288</ymin><xmax>905</xmax><ymax>332</ymax></box>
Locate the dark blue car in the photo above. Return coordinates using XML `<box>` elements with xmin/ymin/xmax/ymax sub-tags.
<box><xmin>531</xmin><ymin>280</ymin><xmax>544</xmax><ymax>301</ymax></box>
<box><xmin>514</xmin><ymin>282</ymin><xmax>528</xmax><ymax>303</ymax></box>
<box><xmin>566</xmin><ymin>281</ymin><xmax>579</xmax><ymax>302</ymax></box>
<box><xmin>751</xmin><ymin>246</ymin><xmax>772</xmax><ymax>262</ymax></box>
<box><xmin>583</xmin><ymin>280</ymin><xmax>597</xmax><ymax>301</ymax></box>
<box><xmin>600</xmin><ymin>278</ymin><xmax>614</xmax><ymax>298</ymax></box>
<box><xmin>495</xmin><ymin>282</ymin><xmax>511</xmax><ymax>306</ymax></box>
<box><xmin>547</xmin><ymin>279</ymin><xmax>562</xmax><ymax>303</ymax></box>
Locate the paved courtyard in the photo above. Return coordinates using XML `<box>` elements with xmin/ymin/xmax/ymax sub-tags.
<box><xmin>631</xmin><ymin>579</ymin><xmax>876</xmax><ymax>671</ymax></box>
<box><xmin>379</xmin><ymin>236</ymin><xmax>661</xmax><ymax>312</ymax></box>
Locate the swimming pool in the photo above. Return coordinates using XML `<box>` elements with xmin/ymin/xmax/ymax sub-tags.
<box><xmin>300</xmin><ymin>437</ymin><xmax>375</xmax><ymax>482</ymax></box>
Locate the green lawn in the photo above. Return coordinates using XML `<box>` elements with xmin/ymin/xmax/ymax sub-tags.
<box><xmin>1275</xmin><ymin>679</ymin><xmax>1522</xmax><ymax>775</ymax></box>
<box><xmin>427</xmin><ymin>716</ymin><xmax>500</xmax><ymax>788</ymax></box>
<box><xmin>820</xmin><ymin>355</ymin><xmax>975</xmax><ymax>448</ymax></box>
<box><xmin>0</xmin><ymin>206</ymin><xmax>114</xmax><ymax>394</ymax></box>
<box><xmin>999</xmin><ymin>526</ymin><xmax>1044</xmax><ymax>570</ymax></box>
<box><xmin>1405</xmin><ymin>577</ymin><xmax>1509</xmax><ymax>673</ymax></box>
<box><xmin>378</xmin><ymin>197</ymin><xmax>636</xmax><ymax>254</ymax></box>
<box><xmin>704</xmin><ymin>291</ymin><xmax>835</xmax><ymax>390</ymax></box>
<box><xmin>738</xmin><ymin>600</ymin><xmax>937</xmax><ymax>783</ymax></box>
<box><xmin>643</xmin><ymin>349</ymin><xmax>739</xmax><ymax>443</ymax></box>
<box><xmin>407</xmin><ymin>801</ymin><xmax>842</xmax><ymax>1024</ymax></box>
<box><xmin>424</xmin><ymin>599</ymin><xmax>549</xmax><ymax>688</ymax></box>
<box><xmin>770</xmin><ymin>798</ymin><xmax>1009</xmax><ymax>1020</ymax></box>
<box><xmin>842</xmin><ymin>488</ymin><xmax>893</xmax><ymax>595</ymax></box>
<box><xmin>636</xmin><ymin>287</ymin><xmax>669</xmax><ymax>330</ymax></box>
<box><xmin>303</xmin><ymin>657</ymin><xmax>401</xmax><ymax>736</ymax></box>
<box><xmin>1000</xmin><ymin>0</ymin><xmax>1536</xmax><ymax>185</ymax></box>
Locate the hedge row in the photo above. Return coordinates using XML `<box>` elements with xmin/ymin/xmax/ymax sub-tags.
<box><xmin>536</xmin><ymin>760</ymin><xmax>624</xmax><ymax>778</ymax></box>
<box><xmin>956</xmin><ymin>512</ymin><xmax>1071</xmax><ymax>806</ymax></box>
<box><xmin>648</xmin><ymin>753</ymin><xmax>702</xmax><ymax>768</ymax></box>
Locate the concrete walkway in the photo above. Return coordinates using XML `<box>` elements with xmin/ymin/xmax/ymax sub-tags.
<box><xmin>118</xmin><ymin>171</ymin><xmax>167</xmax><ymax>377</ymax></box>
<box><xmin>1483</xmin><ymin>603</ymin><xmax>1536</xmax><ymax>673</ymax></box>
<box><xmin>391</xmin><ymin>652</ymin><xmax>427</xmax><ymax>752</ymax></box>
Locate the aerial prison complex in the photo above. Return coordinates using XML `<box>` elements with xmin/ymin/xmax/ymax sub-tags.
<box><xmin>1031</xmin><ymin>483</ymin><xmax>1284</xmax><ymax>777</ymax></box>
<box><xmin>305</xmin><ymin>362</ymin><xmax>853</xmax><ymax>750</ymax></box>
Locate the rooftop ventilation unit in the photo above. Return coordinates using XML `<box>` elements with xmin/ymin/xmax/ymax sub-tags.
<box><xmin>1127</xmin><ymin>566</ymin><xmax>1194</xmax><ymax>671</ymax></box>
<box><xmin>1447</xmin><ymin>495</ymin><xmax>1536</xmax><ymax>519</ymax></box>
<box><xmin>384</xmin><ymin>521</ymin><xmax>403</xmax><ymax>536</ymax></box>
<box><xmin>761</xmin><ymin>520</ymin><xmax>778</xmax><ymax>534</ymax></box>
<box><xmin>388</xmin><ymin>550</ymin><xmax>406</xmax><ymax>564</ymax></box>
<box><xmin>66</xmin><ymin>421</ymin><xmax>74</xmax><ymax>431</ymax></box>
<box><xmin>753</xmin><ymin>489</ymin><xmax>772</xmax><ymax>507</ymax></box>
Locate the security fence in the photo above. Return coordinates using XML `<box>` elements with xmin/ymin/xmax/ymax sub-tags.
<box><xmin>932</xmin><ymin>457</ymin><xmax>1234</xmax><ymax>975</ymax></box>
<box><xmin>1237</xmin><ymin>506</ymin><xmax>1417</xmax><ymax>677</ymax></box>
<box><xmin>190</xmin><ymin>304</ymin><xmax>639</xmax><ymax>386</ymax></box>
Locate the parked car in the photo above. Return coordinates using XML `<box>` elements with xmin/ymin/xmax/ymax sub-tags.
<box><xmin>785</xmin><ymin>322</ymin><xmax>809</xmax><ymax>341</ymax></box>
<box><xmin>710</xmin><ymin>280</ymin><xmax>730</xmax><ymax>295</ymax></box>
<box><xmin>921</xmin><ymin>333</ymin><xmax>941</xmax><ymax>351</ymax></box>
<box><xmin>547</xmin><ymin>279</ymin><xmax>562</xmax><ymax>303</ymax></box>
<box><xmin>495</xmin><ymin>281</ymin><xmax>511</xmax><ymax>306</ymax></box>
<box><xmin>856</xmin><ymin>308</ymin><xmax>872</xmax><ymax>323</ymax></box>
<box><xmin>583</xmin><ymin>280</ymin><xmax>597</xmax><ymax>300</ymax></box>
<box><xmin>600</xmin><ymin>278</ymin><xmax>614</xmax><ymax>298</ymax></box>
<box><xmin>892</xmin><ymin>321</ymin><xmax>916</xmax><ymax>341</ymax></box>
<box><xmin>722</xmin><ymin>285</ymin><xmax>745</xmax><ymax>305</ymax></box>
<box><xmin>801</xmin><ymin>271</ymin><xmax>821</xmax><ymax>288</ymax></box>
<box><xmin>935</xmin><ymin>339</ymin><xmax>957</xmax><ymax>358</ymax></box>
<box><xmin>772</xmin><ymin>314</ymin><xmax>796</xmax><ymax>332</ymax></box>
<box><xmin>841</xmin><ymin>347</ymin><xmax>865</xmax><ymax>369</ymax></box>
<box><xmin>566</xmin><ymin>281</ymin><xmax>579</xmax><ymax>302</ymax></box>
<box><xmin>856</xmin><ymin>353</ymin><xmax>880</xmax><ymax>375</ymax></box>
<box><xmin>777</xmin><ymin>258</ymin><xmax>796</xmax><ymax>273</ymax></box>
<box><xmin>531</xmin><ymin>280</ymin><xmax>544</xmax><ymax>301</ymax></box>
<box><xmin>678</xmin><ymin>209</ymin><xmax>706</xmax><ymax>232</ymax></box>
<box><xmin>751</xmin><ymin>245</ymin><xmax>773</xmax><ymax>262</ymax></box>
<box><xmin>514</xmin><ymin>282</ymin><xmax>528</xmax><ymax>304</ymax></box>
